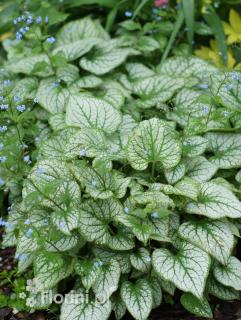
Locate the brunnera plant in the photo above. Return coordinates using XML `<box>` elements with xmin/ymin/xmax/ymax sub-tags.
<box><xmin>1</xmin><ymin>15</ymin><xmax>241</xmax><ymax>320</ymax></box>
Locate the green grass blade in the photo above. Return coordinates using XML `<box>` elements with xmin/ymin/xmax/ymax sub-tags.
<box><xmin>132</xmin><ymin>0</ymin><xmax>149</xmax><ymax>20</ymax></box>
<box><xmin>182</xmin><ymin>0</ymin><xmax>195</xmax><ymax>49</ymax></box>
<box><xmin>160</xmin><ymin>8</ymin><xmax>184</xmax><ymax>65</ymax></box>
<box><xmin>203</xmin><ymin>5</ymin><xmax>227</xmax><ymax>66</ymax></box>
<box><xmin>105</xmin><ymin>0</ymin><xmax>128</xmax><ymax>32</ymax></box>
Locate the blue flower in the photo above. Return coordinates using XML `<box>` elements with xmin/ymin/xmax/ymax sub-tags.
<box><xmin>45</xmin><ymin>16</ymin><xmax>49</xmax><ymax>24</ymax></box>
<box><xmin>16</xmin><ymin>32</ymin><xmax>23</xmax><ymax>40</ymax></box>
<box><xmin>151</xmin><ymin>212</ymin><xmax>159</xmax><ymax>219</ymax></box>
<box><xmin>202</xmin><ymin>106</ymin><xmax>210</xmax><ymax>114</ymax></box>
<box><xmin>0</xmin><ymin>156</ymin><xmax>7</xmax><ymax>163</ymax></box>
<box><xmin>52</xmin><ymin>81</ymin><xmax>60</xmax><ymax>88</ymax></box>
<box><xmin>0</xmin><ymin>104</ymin><xmax>8</xmax><ymax>110</ymax></box>
<box><xmin>25</xmin><ymin>26</ymin><xmax>30</xmax><ymax>31</ymax></box>
<box><xmin>124</xmin><ymin>207</ymin><xmax>129</xmax><ymax>214</ymax></box>
<box><xmin>13</xmin><ymin>19</ymin><xmax>17</xmax><ymax>25</ymax></box>
<box><xmin>94</xmin><ymin>260</ymin><xmax>103</xmax><ymax>267</ymax></box>
<box><xmin>16</xmin><ymin>253</ymin><xmax>27</xmax><ymax>261</ymax></box>
<box><xmin>125</xmin><ymin>11</ymin><xmax>133</xmax><ymax>17</ymax></box>
<box><xmin>16</xmin><ymin>104</ymin><xmax>26</xmax><ymax>112</ymax></box>
<box><xmin>14</xmin><ymin>95</ymin><xmax>21</xmax><ymax>102</ymax></box>
<box><xmin>17</xmin><ymin>16</ymin><xmax>22</xmax><ymax>22</ymax></box>
<box><xmin>59</xmin><ymin>221</ymin><xmax>65</xmax><ymax>229</ymax></box>
<box><xmin>223</xmin><ymin>111</ymin><xmax>229</xmax><ymax>117</ymax></box>
<box><xmin>199</xmin><ymin>83</ymin><xmax>209</xmax><ymax>89</ymax></box>
<box><xmin>0</xmin><ymin>218</ymin><xmax>6</xmax><ymax>226</ymax></box>
<box><xmin>23</xmin><ymin>155</ymin><xmax>31</xmax><ymax>163</ymax></box>
<box><xmin>19</xmin><ymin>27</ymin><xmax>25</xmax><ymax>34</ymax></box>
<box><xmin>0</xmin><ymin>126</ymin><xmax>7</xmax><ymax>133</ymax></box>
<box><xmin>36</xmin><ymin>16</ymin><xmax>42</xmax><ymax>24</ymax></box>
<box><xmin>26</xmin><ymin>228</ymin><xmax>33</xmax><ymax>238</ymax></box>
<box><xmin>79</xmin><ymin>148</ymin><xmax>86</xmax><ymax>157</ymax></box>
<box><xmin>27</xmin><ymin>18</ymin><xmax>32</xmax><ymax>25</ymax></box>
<box><xmin>231</xmin><ymin>73</ymin><xmax>240</xmax><ymax>81</ymax></box>
<box><xmin>3</xmin><ymin>80</ymin><xmax>11</xmax><ymax>86</ymax></box>
<box><xmin>24</xmin><ymin>219</ymin><xmax>31</xmax><ymax>225</ymax></box>
<box><xmin>47</xmin><ymin>37</ymin><xmax>55</xmax><ymax>44</ymax></box>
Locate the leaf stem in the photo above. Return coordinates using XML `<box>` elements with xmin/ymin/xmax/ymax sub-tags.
<box><xmin>151</xmin><ymin>161</ymin><xmax>156</xmax><ymax>182</ymax></box>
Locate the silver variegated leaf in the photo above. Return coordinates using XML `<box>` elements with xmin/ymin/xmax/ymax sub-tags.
<box><xmin>60</xmin><ymin>289</ymin><xmax>112</xmax><ymax>320</ymax></box>
<box><xmin>93</xmin><ymin>260</ymin><xmax>121</xmax><ymax>301</ymax></box>
<box><xmin>56</xmin><ymin>17</ymin><xmax>109</xmax><ymax>45</ymax></box>
<box><xmin>127</xmin><ymin>118</ymin><xmax>181</xmax><ymax>171</ymax></box>
<box><xmin>182</xmin><ymin>136</ymin><xmax>208</xmax><ymax>157</ymax></box>
<box><xmin>53</xmin><ymin>38</ymin><xmax>100</xmax><ymax>61</ymax></box>
<box><xmin>180</xmin><ymin>293</ymin><xmax>212</xmax><ymax>318</ymax></box>
<box><xmin>186</xmin><ymin>182</ymin><xmax>241</xmax><ymax>219</ymax></box>
<box><xmin>213</xmin><ymin>256</ymin><xmax>241</xmax><ymax>290</ymax></box>
<box><xmin>185</xmin><ymin>156</ymin><xmax>217</xmax><ymax>182</ymax></box>
<box><xmin>130</xmin><ymin>248</ymin><xmax>151</xmax><ymax>273</ymax></box>
<box><xmin>34</xmin><ymin>252</ymin><xmax>72</xmax><ymax>292</ymax></box>
<box><xmin>121</xmin><ymin>279</ymin><xmax>153</xmax><ymax>320</ymax></box>
<box><xmin>210</xmin><ymin>72</ymin><xmax>241</xmax><ymax>111</ymax></box>
<box><xmin>79</xmin><ymin>198</ymin><xmax>123</xmax><ymax>245</ymax></box>
<box><xmin>66</xmin><ymin>94</ymin><xmax>122</xmax><ymax>134</ymax></box>
<box><xmin>36</xmin><ymin>78</ymin><xmax>72</xmax><ymax>114</ymax></box>
<box><xmin>179</xmin><ymin>220</ymin><xmax>234</xmax><ymax>265</ymax></box>
<box><xmin>6</xmin><ymin>54</ymin><xmax>52</xmax><ymax>76</ymax></box>
<box><xmin>164</xmin><ymin>162</ymin><xmax>186</xmax><ymax>184</ymax></box>
<box><xmin>132</xmin><ymin>75</ymin><xmax>184</xmax><ymax>108</ymax></box>
<box><xmin>153</xmin><ymin>242</ymin><xmax>210</xmax><ymax>298</ymax></box>
<box><xmin>80</xmin><ymin>42</ymin><xmax>139</xmax><ymax>75</ymax></box>
<box><xmin>207</xmin><ymin>277</ymin><xmax>240</xmax><ymax>300</ymax></box>
<box><xmin>205</xmin><ymin>132</ymin><xmax>241</xmax><ymax>169</ymax></box>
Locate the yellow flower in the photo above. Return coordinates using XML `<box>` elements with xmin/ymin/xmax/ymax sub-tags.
<box><xmin>195</xmin><ymin>39</ymin><xmax>235</xmax><ymax>69</ymax></box>
<box><xmin>223</xmin><ymin>9</ymin><xmax>241</xmax><ymax>44</ymax></box>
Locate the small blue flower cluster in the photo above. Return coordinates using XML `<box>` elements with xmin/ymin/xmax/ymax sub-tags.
<box><xmin>79</xmin><ymin>148</ymin><xmax>86</xmax><ymax>157</ymax></box>
<box><xmin>25</xmin><ymin>228</ymin><xmax>33</xmax><ymax>238</ymax></box>
<box><xmin>125</xmin><ymin>11</ymin><xmax>133</xmax><ymax>17</ymax></box>
<box><xmin>151</xmin><ymin>212</ymin><xmax>159</xmax><ymax>219</ymax></box>
<box><xmin>0</xmin><ymin>218</ymin><xmax>13</xmax><ymax>230</ymax></box>
<box><xmin>94</xmin><ymin>260</ymin><xmax>103</xmax><ymax>267</ymax></box>
<box><xmin>23</xmin><ymin>155</ymin><xmax>32</xmax><ymax>164</ymax></box>
<box><xmin>0</xmin><ymin>156</ymin><xmax>7</xmax><ymax>163</ymax></box>
<box><xmin>0</xmin><ymin>126</ymin><xmax>7</xmax><ymax>133</ymax></box>
<box><xmin>16</xmin><ymin>104</ymin><xmax>26</xmax><ymax>112</ymax></box>
<box><xmin>15</xmin><ymin>253</ymin><xmax>27</xmax><ymax>261</ymax></box>
<box><xmin>47</xmin><ymin>36</ymin><xmax>55</xmax><ymax>44</ymax></box>
<box><xmin>0</xmin><ymin>104</ymin><xmax>8</xmax><ymax>110</ymax></box>
<box><xmin>13</xmin><ymin>14</ymin><xmax>49</xmax><ymax>40</ymax></box>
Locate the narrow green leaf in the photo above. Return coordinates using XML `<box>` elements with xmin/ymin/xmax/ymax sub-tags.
<box><xmin>182</xmin><ymin>0</ymin><xmax>195</xmax><ymax>49</ymax></box>
<box><xmin>203</xmin><ymin>5</ymin><xmax>227</xmax><ymax>65</ymax></box>
<box><xmin>160</xmin><ymin>9</ymin><xmax>184</xmax><ymax>65</ymax></box>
